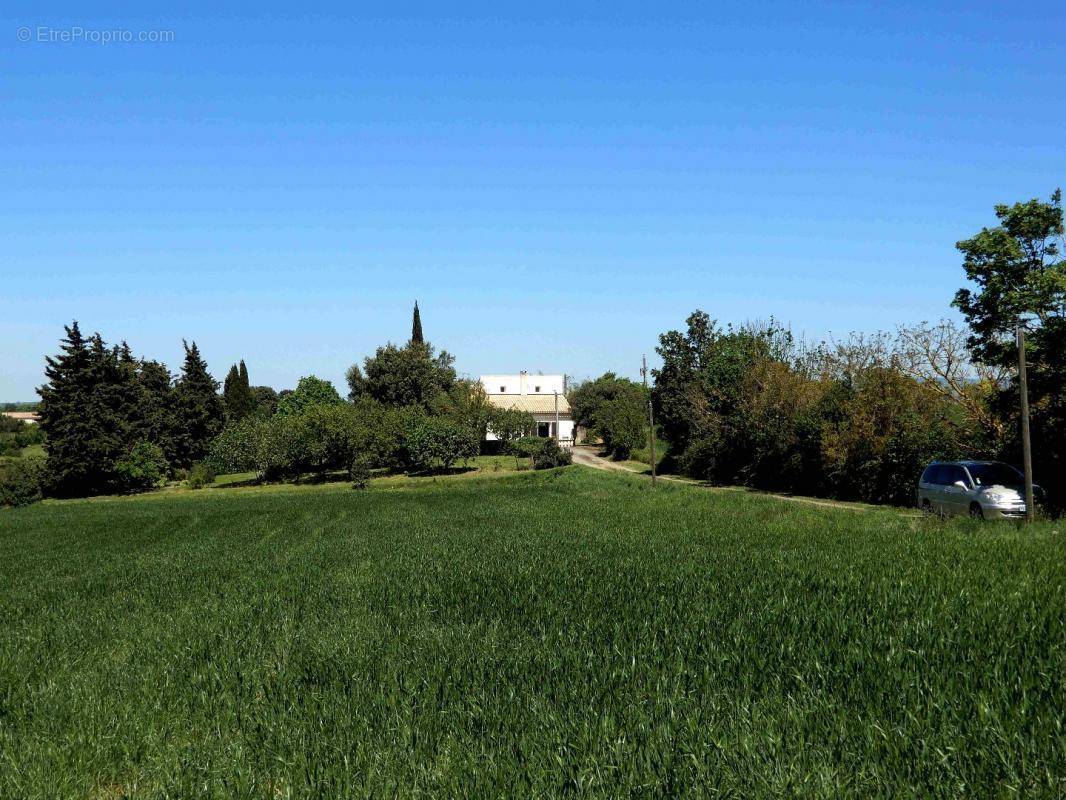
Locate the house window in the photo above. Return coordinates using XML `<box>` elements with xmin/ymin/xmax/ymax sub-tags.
<box><xmin>534</xmin><ymin>385</ymin><xmax>540</xmax><ymax>392</ymax></box>
<box><xmin>499</xmin><ymin>386</ymin><xmax>506</xmax><ymax>393</ymax></box>
<box><xmin>537</xmin><ymin>422</ymin><xmax>555</xmax><ymax>437</ymax></box>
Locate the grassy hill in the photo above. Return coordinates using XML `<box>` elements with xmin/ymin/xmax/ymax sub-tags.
<box><xmin>1</xmin><ymin>468</ymin><xmax>1063</xmax><ymax>797</ymax></box>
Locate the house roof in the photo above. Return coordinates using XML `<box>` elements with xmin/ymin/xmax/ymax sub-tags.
<box><xmin>2</xmin><ymin>412</ymin><xmax>38</xmax><ymax>422</ymax></box>
<box><xmin>485</xmin><ymin>394</ymin><xmax>571</xmax><ymax>415</ymax></box>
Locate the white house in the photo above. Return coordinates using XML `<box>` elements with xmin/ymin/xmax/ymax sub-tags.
<box><xmin>480</xmin><ymin>372</ymin><xmax>575</xmax><ymax>449</ymax></box>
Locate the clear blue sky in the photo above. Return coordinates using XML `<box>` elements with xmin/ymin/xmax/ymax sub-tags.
<box><xmin>2</xmin><ymin>2</ymin><xmax>1063</xmax><ymax>400</ymax></box>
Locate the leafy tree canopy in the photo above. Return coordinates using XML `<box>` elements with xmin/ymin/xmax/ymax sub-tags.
<box><xmin>275</xmin><ymin>376</ymin><xmax>343</xmax><ymax>417</ymax></box>
<box><xmin>347</xmin><ymin>341</ymin><xmax>456</xmax><ymax>411</ymax></box>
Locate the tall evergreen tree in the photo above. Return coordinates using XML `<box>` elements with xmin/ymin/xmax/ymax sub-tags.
<box><xmin>223</xmin><ymin>364</ymin><xmax>242</xmax><ymax>418</ymax></box>
<box><xmin>171</xmin><ymin>341</ymin><xmax>224</xmax><ymax>467</ymax></box>
<box><xmin>411</xmin><ymin>301</ymin><xmax>424</xmax><ymax>345</ymax></box>
<box><xmin>37</xmin><ymin>323</ymin><xmax>126</xmax><ymax>496</ymax></box>
<box><xmin>134</xmin><ymin>358</ymin><xmax>175</xmax><ymax>459</ymax></box>
<box><xmin>223</xmin><ymin>360</ymin><xmax>255</xmax><ymax>421</ymax></box>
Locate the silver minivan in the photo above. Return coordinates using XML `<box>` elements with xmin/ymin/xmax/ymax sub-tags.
<box><xmin>917</xmin><ymin>461</ymin><xmax>1032</xmax><ymax>519</ymax></box>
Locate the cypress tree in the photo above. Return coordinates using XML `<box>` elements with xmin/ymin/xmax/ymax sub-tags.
<box><xmin>411</xmin><ymin>301</ymin><xmax>424</xmax><ymax>345</ymax></box>
<box><xmin>37</xmin><ymin>323</ymin><xmax>127</xmax><ymax>496</ymax></box>
<box><xmin>223</xmin><ymin>364</ymin><xmax>242</xmax><ymax>420</ymax></box>
<box><xmin>237</xmin><ymin>360</ymin><xmax>255</xmax><ymax>418</ymax></box>
<box><xmin>223</xmin><ymin>360</ymin><xmax>255</xmax><ymax>421</ymax></box>
<box><xmin>171</xmin><ymin>341</ymin><xmax>224</xmax><ymax>467</ymax></box>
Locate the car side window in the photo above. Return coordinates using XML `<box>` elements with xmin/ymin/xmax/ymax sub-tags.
<box><xmin>944</xmin><ymin>465</ymin><xmax>968</xmax><ymax>487</ymax></box>
<box><xmin>925</xmin><ymin>465</ymin><xmax>945</xmax><ymax>485</ymax></box>
<box><xmin>921</xmin><ymin>465</ymin><xmax>938</xmax><ymax>484</ymax></box>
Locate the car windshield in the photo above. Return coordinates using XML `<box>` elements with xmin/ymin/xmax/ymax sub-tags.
<box><xmin>966</xmin><ymin>463</ymin><xmax>1022</xmax><ymax>489</ymax></box>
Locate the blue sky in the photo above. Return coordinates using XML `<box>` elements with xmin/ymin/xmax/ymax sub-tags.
<box><xmin>2</xmin><ymin>2</ymin><xmax>1063</xmax><ymax>399</ymax></box>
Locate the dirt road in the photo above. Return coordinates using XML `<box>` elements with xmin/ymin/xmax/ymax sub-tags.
<box><xmin>570</xmin><ymin>446</ymin><xmax>889</xmax><ymax>514</ymax></box>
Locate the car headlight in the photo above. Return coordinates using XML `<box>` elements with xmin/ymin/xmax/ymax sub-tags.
<box><xmin>983</xmin><ymin>492</ymin><xmax>1007</xmax><ymax>504</ymax></box>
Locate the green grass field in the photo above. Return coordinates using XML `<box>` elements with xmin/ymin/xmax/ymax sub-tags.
<box><xmin>1</xmin><ymin>468</ymin><xmax>1063</xmax><ymax>797</ymax></box>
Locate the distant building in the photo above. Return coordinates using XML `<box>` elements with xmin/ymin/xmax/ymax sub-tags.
<box><xmin>2</xmin><ymin>411</ymin><xmax>39</xmax><ymax>425</ymax></box>
<box><xmin>480</xmin><ymin>372</ymin><xmax>574</xmax><ymax>448</ymax></box>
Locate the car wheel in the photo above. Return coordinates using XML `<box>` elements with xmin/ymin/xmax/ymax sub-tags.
<box><xmin>969</xmin><ymin>503</ymin><xmax>984</xmax><ymax>520</ymax></box>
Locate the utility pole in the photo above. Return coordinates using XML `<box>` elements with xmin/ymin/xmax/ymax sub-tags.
<box><xmin>1017</xmin><ymin>323</ymin><xmax>1035</xmax><ymax>523</ymax></box>
<box><xmin>642</xmin><ymin>355</ymin><xmax>657</xmax><ymax>487</ymax></box>
<box><xmin>553</xmin><ymin>390</ymin><xmax>560</xmax><ymax>443</ymax></box>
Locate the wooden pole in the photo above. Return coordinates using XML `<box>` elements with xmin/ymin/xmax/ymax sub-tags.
<box><xmin>642</xmin><ymin>355</ymin><xmax>657</xmax><ymax>487</ymax></box>
<box><xmin>1017</xmin><ymin>323</ymin><xmax>1035</xmax><ymax>523</ymax></box>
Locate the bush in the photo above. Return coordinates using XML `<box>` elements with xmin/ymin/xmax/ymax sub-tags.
<box><xmin>349</xmin><ymin>455</ymin><xmax>372</xmax><ymax>489</ymax></box>
<box><xmin>510</xmin><ymin>436</ymin><xmax>543</xmax><ymax>468</ymax></box>
<box><xmin>186</xmin><ymin>462</ymin><xmax>216</xmax><ymax>489</ymax></box>
<box><xmin>113</xmin><ymin>441</ymin><xmax>168</xmax><ymax>493</ymax></box>
<box><xmin>533</xmin><ymin>438</ymin><xmax>573</xmax><ymax>470</ymax></box>
<box><xmin>403</xmin><ymin>416</ymin><xmax>479</xmax><ymax>473</ymax></box>
<box><xmin>14</xmin><ymin>424</ymin><xmax>45</xmax><ymax>448</ymax></box>
<box><xmin>0</xmin><ymin>457</ymin><xmax>44</xmax><ymax>507</ymax></box>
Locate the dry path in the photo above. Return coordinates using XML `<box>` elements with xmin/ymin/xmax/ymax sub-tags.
<box><xmin>571</xmin><ymin>446</ymin><xmax>894</xmax><ymax>514</ymax></box>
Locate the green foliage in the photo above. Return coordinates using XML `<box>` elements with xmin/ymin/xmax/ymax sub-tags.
<box><xmin>275</xmin><ymin>375</ymin><xmax>343</xmax><ymax>418</ymax></box>
<box><xmin>170</xmin><ymin>341</ymin><xmax>225</xmax><ymax>469</ymax></box>
<box><xmin>38</xmin><ymin>324</ymin><xmax>129</xmax><ymax>496</ymax></box>
<box><xmin>598</xmin><ymin>395</ymin><xmax>646</xmax><ymax>460</ymax></box>
<box><xmin>411</xmin><ymin>301</ymin><xmax>424</xmax><ymax>344</ymax></box>
<box><xmin>953</xmin><ymin>190</ymin><xmax>1066</xmax><ymax>509</ymax></box>
<box><xmin>510</xmin><ymin>436</ymin><xmax>543</xmax><ymax>469</ymax></box>
<box><xmin>569</xmin><ymin>373</ymin><xmax>648</xmax><ymax>459</ymax></box>
<box><xmin>347</xmin><ymin>341</ymin><xmax>456</xmax><ymax>410</ymax></box>
<box><xmin>223</xmin><ymin>360</ymin><xmax>256</xmax><ymax>422</ymax></box>
<box><xmin>654</xmin><ymin>312</ymin><xmax>976</xmax><ymax>505</ymax></box>
<box><xmin>113</xmin><ymin>441</ymin><xmax>168</xmax><ymax>493</ymax></box>
<box><xmin>403</xmin><ymin>416</ymin><xmax>479</xmax><ymax>473</ymax></box>
<box><xmin>349</xmin><ymin>454</ymin><xmax>372</xmax><ymax>489</ymax></box>
<box><xmin>433</xmin><ymin>380</ymin><xmax>495</xmax><ymax>441</ymax></box>
<box><xmin>208</xmin><ymin>400</ymin><xmax>419</xmax><ymax>482</ymax></box>
<box><xmin>186</xmin><ymin>462</ymin><xmax>216</xmax><ymax>490</ymax></box>
<box><xmin>1</xmin><ymin>469</ymin><xmax>1063</xmax><ymax>794</ymax></box>
<box><xmin>488</xmin><ymin>407</ymin><xmax>536</xmax><ymax>447</ymax></box>
<box><xmin>0</xmin><ymin>456</ymin><xmax>43</xmax><ymax>507</ymax></box>
<box><xmin>532</xmin><ymin>438</ymin><xmax>572</xmax><ymax>469</ymax></box>
<box><xmin>250</xmin><ymin>385</ymin><xmax>279</xmax><ymax>418</ymax></box>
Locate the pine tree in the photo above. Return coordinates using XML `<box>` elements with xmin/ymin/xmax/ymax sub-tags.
<box><xmin>134</xmin><ymin>359</ymin><xmax>175</xmax><ymax>459</ymax></box>
<box><xmin>411</xmin><ymin>301</ymin><xmax>424</xmax><ymax>345</ymax></box>
<box><xmin>171</xmin><ymin>341</ymin><xmax>224</xmax><ymax>467</ymax></box>
<box><xmin>37</xmin><ymin>323</ymin><xmax>126</xmax><ymax>496</ymax></box>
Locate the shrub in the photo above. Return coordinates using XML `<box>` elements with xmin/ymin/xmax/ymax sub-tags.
<box><xmin>113</xmin><ymin>441</ymin><xmax>169</xmax><ymax>493</ymax></box>
<box><xmin>533</xmin><ymin>438</ymin><xmax>573</xmax><ymax>470</ymax></box>
<box><xmin>404</xmin><ymin>416</ymin><xmax>479</xmax><ymax>473</ymax></box>
<box><xmin>0</xmin><ymin>457</ymin><xmax>44</xmax><ymax>507</ymax></box>
<box><xmin>510</xmin><ymin>436</ymin><xmax>543</xmax><ymax>469</ymax></box>
<box><xmin>349</xmin><ymin>455</ymin><xmax>372</xmax><ymax>489</ymax></box>
<box><xmin>599</xmin><ymin>395</ymin><xmax>646</xmax><ymax>460</ymax></box>
<box><xmin>14</xmin><ymin>424</ymin><xmax>45</xmax><ymax>448</ymax></box>
<box><xmin>186</xmin><ymin>462</ymin><xmax>216</xmax><ymax>489</ymax></box>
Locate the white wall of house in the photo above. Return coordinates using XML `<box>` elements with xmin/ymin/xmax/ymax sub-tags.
<box><xmin>480</xmin><ymin>372</ymin><xmax>574</xmax><ymax>448</ymax></box>
<box><xmin>479</xmin><ymin>372</ymin><xmax>565</xmax><ymax>396</ymax></box>
<box><xmin>484</xmin><ymin>415</ymin><xmax>574</xmax><ymax>444</ymax></box>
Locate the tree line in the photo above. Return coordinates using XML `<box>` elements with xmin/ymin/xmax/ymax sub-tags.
<box><xmin>572</xmin><ymin>190</ymin><xmax>1064</xmax><ymax>511</ymax></box>
<box><xmin>3</xmin><ymin>305</ymin><xmax>567</xmax><ymax>505</ymax></box>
